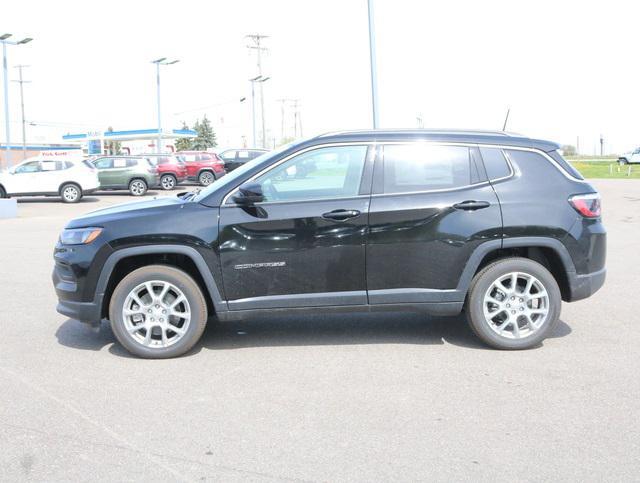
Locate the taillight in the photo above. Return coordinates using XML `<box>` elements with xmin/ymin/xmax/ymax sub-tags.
<box><xmin>569</xmin><ymin>193</ymin><xmax>601</xmax><ymax>218</ymax></box>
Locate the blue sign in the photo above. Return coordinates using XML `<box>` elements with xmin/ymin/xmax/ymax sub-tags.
<box><xmin>88</xmin><ymin>139</ymin><xmax>102</xmax><ymax>155</ymax></box>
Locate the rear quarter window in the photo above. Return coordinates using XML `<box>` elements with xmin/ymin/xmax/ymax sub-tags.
<box><xmin>547</xmin><ymin>150</ymin><xmax>584</xmax><ymax>180</ymax></box>
<box><xmin>480</xmin><ymin>147</ymin><xmax>512</xmax><ymax>180</ymax></box>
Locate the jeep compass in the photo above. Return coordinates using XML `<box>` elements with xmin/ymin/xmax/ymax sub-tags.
<box><xmin>53</xmin><ymin>130</ymin><xmax>606</xmax><ymax>358</ymax></box>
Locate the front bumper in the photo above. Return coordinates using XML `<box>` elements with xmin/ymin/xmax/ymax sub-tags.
<box><xmin>53</xmin><ymin>263</ymin><xmax>103</xmax><ymax>326</ymax></box>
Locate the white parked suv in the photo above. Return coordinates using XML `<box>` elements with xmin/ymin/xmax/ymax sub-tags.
<box><xmin>0</xmin><ymin>158</ymin><xmax>100</xmax><ymax>203</ymax></box>
<box><xmin>618</xmin><ymin>148</ymin><xmax>640</xmax><ymax>165</ymax></box>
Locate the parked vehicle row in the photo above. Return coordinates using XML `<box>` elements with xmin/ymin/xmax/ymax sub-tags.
<box><xmin>0</xmin><ymin>148</ymin><xmax>266</xmax><ymax>202</ymax></box>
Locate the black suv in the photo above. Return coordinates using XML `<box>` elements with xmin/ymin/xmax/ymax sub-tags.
<box><xmin>53</xmin><ymin>130</ymin><xmax>606</xmax><ymax>358</ymax></box>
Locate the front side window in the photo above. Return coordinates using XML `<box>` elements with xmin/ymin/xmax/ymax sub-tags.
<box><xmin>93</xmin><ymin>158</ymin><xmax>112</xmax><ymax>169</ymax></box>
<box><xmin>15</xmin><ymin>161</ymin><xmax>41</xmax><ymax>174</ymax></box>
<box><xmin>382</xmin><ymin>144</ymin><xmax>475</xmax><ymax>194</ymax></box>
<box><xmin>252</xmin><ymin>145</ymin><xmax>368</xmax><ymax>203</ymax></box>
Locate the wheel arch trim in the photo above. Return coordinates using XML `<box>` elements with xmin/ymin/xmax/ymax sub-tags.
<box><xmin>96</xmin><ymin>245</ymin><xmax>227</xmax><ymax>315</ymax></box>
<box><xmin>457</xmin><ymin>237</ymin><xmax>577</xmax><ymax>295</ymax></box>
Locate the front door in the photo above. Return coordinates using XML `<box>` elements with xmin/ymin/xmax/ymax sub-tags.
<box><xmin>9</xmin><ymin>160</ymin><xmax>42</xmax><ymax>194</ymax></box>
<box><xmin>219</xmin><ymin>144</ymin><xmax>372</xmax><ymax>310</ymax></box>
<box><xmin>366</xmin><ymin>143</ymin><xmax>502</xmax><ymax>304</ymax></box>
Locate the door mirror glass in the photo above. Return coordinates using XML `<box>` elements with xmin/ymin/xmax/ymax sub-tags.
<box><xmin>233</xmin><ymin>182</ymin><xmax>265</xmax><ymax>205</ymax></box>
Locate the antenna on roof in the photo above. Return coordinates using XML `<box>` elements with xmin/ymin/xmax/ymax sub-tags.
<box><xmin>502</xmin><ymin>107</ymin><xmax>510</xmax><ymax>131</ymax></box>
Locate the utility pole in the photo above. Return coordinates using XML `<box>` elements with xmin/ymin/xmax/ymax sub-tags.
<box><xmin>12</xmin><ymin>64</ymin><xmax>30</xmax><ymax>159</ymax></box>
<box><xmin>246</xmin><ymin>34</ymin><xmax>269</xmax><ymax>148</ymax></box>
<box><xmin>277</xmin><ymin>98</ymin><xmax>286</xmax><ymax>142</ymax></box>
<box><xmin>576</xmin><ymin>136</ymin><xmax>580</xmax><ymax>155</ymax></box>
<box><xmin>367</xmin><ymin>0</ymin><xmax>379</xmax><ymax>129</ymax></box>
<box><xmin>600</xmin><ymin>134</ymin><xmax>604</xmax><ymax>156</ymax></box>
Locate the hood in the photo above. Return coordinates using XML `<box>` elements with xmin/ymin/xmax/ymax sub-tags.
<box><xmin>67</xmin><ymin>195</ymin><xmax>186</xmax><ymax>228</ymax></box>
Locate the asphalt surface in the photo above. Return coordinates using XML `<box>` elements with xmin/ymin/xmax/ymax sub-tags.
<box><xmin>1</xmin><ymin>181</ymin><xmax>639</xmax><ymax>482</ymax></box>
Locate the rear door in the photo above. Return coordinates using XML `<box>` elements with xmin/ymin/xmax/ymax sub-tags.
<box><xmin>218</xmin><ymin>144</ymin><xmax>373</xmax><ymax>309</ymax></box>
<box><xmin>366</xmin><ymin>143</ymin><xmax>502</xmax><ymax>304</ymax></box>
<box><xmin>38</xmin><ymin>160</ymin><xmax>67</xmax><ymax>192</ymax></box>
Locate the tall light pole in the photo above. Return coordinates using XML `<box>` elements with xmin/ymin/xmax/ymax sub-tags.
<box><xmin>13</xmin><ymin>64</ymin><xmax>30</xmax><ymax>159</ymax></box>
<box><xmin>248</xmin><ymin>75</ymin><xmax>270</xmax><ymax>148</ymax></box>
<box><xmin>367</xmin><ymin>0</ymin><xmax>379</xmax><ymax>129</ymax></box>
<box><xmin>151</xmin><ymin>57</ymin><xmax>179</xmax><ymax>154</ymax></box>
<box><xmin>1</xmin><ymin>34</ymin><xmax>32</xmax><ymax>168</ymax></box>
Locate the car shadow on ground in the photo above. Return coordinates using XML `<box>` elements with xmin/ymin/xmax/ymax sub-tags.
<box><xmin>55</xmin><ymin>313</ymin><xmax>573</xmax><ymax>358</ymax></box>
<box><xmin>92</xmin><ymin>191</ymin><xmax>162</xmax><ymax>197</ymax></box>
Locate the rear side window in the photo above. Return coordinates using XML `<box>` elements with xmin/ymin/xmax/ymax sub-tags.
<box><xmin>382</xmin><ymin>144</ymin><xmax>479</xmax><ymax>193</ymax></box>
<box><xmin>547</xmin><ymin>150</ymin><xmax>584</xmax><ymax>180</ymax></box>
<box><xmin>480</xmin><ymin>147</ymin><xmax>511</xmax><ymax>180</ymax></box>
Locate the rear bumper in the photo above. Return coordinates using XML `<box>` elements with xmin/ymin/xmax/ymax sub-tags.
<box><xmin>567</xmin><ymin>267</ymin><xmax>606</xmax><ymax>302</ymax></box>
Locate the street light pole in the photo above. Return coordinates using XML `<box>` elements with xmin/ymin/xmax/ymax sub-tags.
<box><xmin>367</xmin><ymin>0</ymin><xmax>380</xmax><ymax>129</ymax></box>
<box><xmin>1</xmin><ymin>34</ymin><xmax>32</xmax><ymax>168</ymax></box>
<box><xmin>13</xmin><ymin>65</ymin><xmax>30</xmax><ymax>159</ymax></box>
<box><xmin>2</xmin><ymin>42</ymin><xmax>9</xmax><ymax>166</ymax></box>
<box><xmin>151</xmin><ymin>57</ymin><xmax>179</xmax><ymax>154</ymax></box>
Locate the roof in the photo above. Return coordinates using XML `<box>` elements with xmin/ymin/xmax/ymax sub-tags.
<box><xmin>309</xmin><ymin>129</ymin><xmax>560</xmax><ymax>152</ymax></box>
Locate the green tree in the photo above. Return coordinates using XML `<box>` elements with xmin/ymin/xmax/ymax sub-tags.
<box><xmin>561</xmin><ymin>144</ymin><xmax>577</xmax><ymax>156</ymax></box>
<box><xmin>192</xmin><ymin>115</ymin><xmax>217</xmax><ymax>150</ymax></box>
<box><xmin>174</xmin><ymin>121</ymin><xmax>194</xmax><ymax>151</ymax></box>
<box><xmin>105</xmin><ymin>126</ymin><xmax>122</xmax><ymax>155</ymax></box>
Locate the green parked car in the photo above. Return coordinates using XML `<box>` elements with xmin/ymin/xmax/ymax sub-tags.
<box><xmin>91</xmin><ymin>156</ymin><xmax>159</xmax><ymax>196</ymax></box>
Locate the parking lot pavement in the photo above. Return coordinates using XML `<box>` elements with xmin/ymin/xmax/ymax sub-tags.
<box><xmin>0</xmin><ymin>180</ymin><xmax>639</xmax><ymax>481</ymax></box>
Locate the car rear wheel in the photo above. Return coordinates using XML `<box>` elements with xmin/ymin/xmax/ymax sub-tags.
<box><xmin>109</xmin><ymin>265</ymin><xmax>208</xmax><ymax>359</ymax></box>
<box><xmin>129</xmin><ymin>179</ymin><xmax>148</xmax><ymax>196</ymax></box>
<box><xmin>160</xmin><ymin>174</ymin><xmax>177</xmax><ymax>190</ymax></box>
<box><xmin>60</xmin><ymin>183</ymin><xmax>82</xmax><ymax>203</ymax></box>
<box><xmin>465</xmin><ymin>257</ymin><xmax>561</xmax><ymax>350</ymax></box>
<box><xmin>198</xmin><ymin>170</ymin><xmax>215</xmax><ymax>186</ymax></box>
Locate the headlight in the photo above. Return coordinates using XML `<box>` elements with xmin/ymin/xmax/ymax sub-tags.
<box><xmin>60</xmin><ymin>227</ymin><xmax>103</xmax><ymax>245</ymax></box>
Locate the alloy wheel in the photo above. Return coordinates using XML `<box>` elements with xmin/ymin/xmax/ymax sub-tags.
<box><xmin>161</xmin><ymin>175</ymin><xmax>176</xmax><ymax>190</ymax></box>
<box><xmin>130</xmin><ymin>181</ymin><xmax>146</xmax><ymax>195</ymax></box>
<box><xmin>199</xmin><ymin>172</ymin><xmax>214</xmax><ymax>185</ymax></box>
<box><xmin>62</xmin><ymin>186</ymin><xmax>79</xmax><ymax>202</ymax></box>
<box><xmin>482</xmin><ymin>271</ymin><xmax>550</xmax><ymax>339</ymax></box>
<box><xmin>122</xmin><ymin>280</ymin><xmax>191</xmax><ymax>349</ymax></box>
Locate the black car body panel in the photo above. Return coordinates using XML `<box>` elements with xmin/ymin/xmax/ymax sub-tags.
<box><xmin>53</xmin><ymin>130</ymin><xmax>606</xmax><ymax>327</ymax></box>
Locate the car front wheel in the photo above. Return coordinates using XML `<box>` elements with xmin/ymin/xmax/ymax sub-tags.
<box><xmin>129</xmin><ymin>179</ymin><xmax>148</xmax><ymax>196</ymax></box>
<box><xmin>60</xmin><ymin>183</ymin><xmax>82</xmax><ymax>203</ymax></box>
<box><xmin>198</xmin><ymin>171</ymin><xmax>215</xmax><ymax>186</ymax></box>
<box><xmin>109</xmin><ymin>265</ymin><xmax>208</xmax><ymax>358</ymax></box>
<box><xmin>465</xmin><ymin>257</ymin><xmax>561</xmax><ymax>350</ymax></box>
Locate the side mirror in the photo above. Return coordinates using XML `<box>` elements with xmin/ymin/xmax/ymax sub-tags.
<box><xmin>233</xmin><ymin>182</ymin><xmax>264</xmax><ymax>205</ymax></box>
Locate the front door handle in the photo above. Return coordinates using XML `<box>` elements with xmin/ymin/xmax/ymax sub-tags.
<box><xmin>322</xmin><ymin>209</ymin><xmax>361</xmax><ymax>221</ymax></box>
<box><xmin>453</xmin><ymin>200</ymin><xmax>491</xmax><ymax>211</ymax></box>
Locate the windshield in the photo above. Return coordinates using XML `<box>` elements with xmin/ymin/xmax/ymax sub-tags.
<box><xmin>191</xmin><ymin>143</ymin><xmax>294</xmax><ymax>203</ymax></box>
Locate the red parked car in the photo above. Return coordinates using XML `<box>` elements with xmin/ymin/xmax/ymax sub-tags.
<box><xmin>177</xmin><ymin>151</ymin><xmax>226</xmax><ymax>186</ymax></box>
<box><xmin>144</xmin><ymin>154</ymin><xmax>188</xmax><ymax>190</ymax></box>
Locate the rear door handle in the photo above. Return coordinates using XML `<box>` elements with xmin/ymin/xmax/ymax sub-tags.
<box><xmin>453</xmin><ymin>200</ymin><xmax>491</xmax><ymax>211</ymax></box>
<box><xmin>322</xmin><ymin>209</ymin><xmax>361</xmax><ymax>221</ymax></box>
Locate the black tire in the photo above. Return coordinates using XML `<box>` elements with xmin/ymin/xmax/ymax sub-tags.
<box><xmin>0</xmin><ymin>185</ymin><xmax>7</xmax><ymax>198</ymax></box>
<box><xmin>619</xmin><ymin>158</ymin><xmax>628</xmax><ymax>165</ymax></box>
<box><xmin>160</xmin><ymin>174</ymin><xmax>177</xmax><ymax>191</ymax></box>
<box><xmin>109</xmin><ymin>265</ymin><xmax>208</xmax><ymax>359</ymax></box>
<box><xmin>465</xmin><ymin>257</ymin><xmax>561</xmax><ymax>350</ymax></box>
<box><xmin>60</xmin><ymin>183</ymin><xmax>82</xmax><ymax>203</ymax></box>
<box><xmin>128</xmin><ymin>179</ymin><xmax>148</xmax><ymax>196</ymax></box>
<box><xmin>198</xmin><ymin>170</ymin><xmax>215</xmax><ymax>186</ymax></box>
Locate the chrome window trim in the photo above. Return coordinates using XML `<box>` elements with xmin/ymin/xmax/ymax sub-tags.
<box><xmin>221</xmin><ymin>140</ymin><xmax>586</xmax><ymax>206</ymax></box>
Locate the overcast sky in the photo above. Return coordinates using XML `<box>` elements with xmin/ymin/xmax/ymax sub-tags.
<box><xmin>2</xmin><ymin>0</ymin><xmax>638</xmax><ymax>153</ymax></box>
